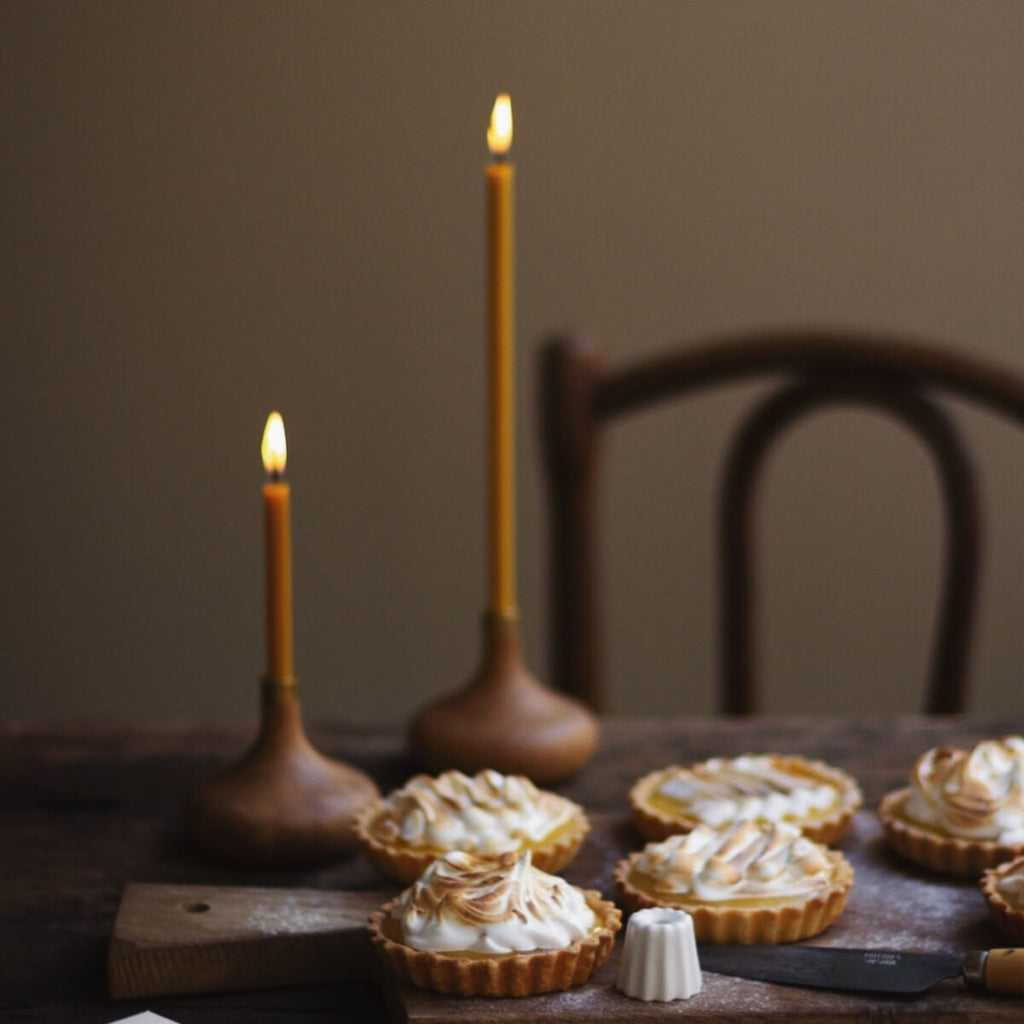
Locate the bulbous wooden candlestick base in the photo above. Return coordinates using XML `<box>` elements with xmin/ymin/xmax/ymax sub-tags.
<box><xmin>186</xmin><ymin>677</ymin><xmax>379</xmax><ymax>867</ymax></box>
<box><xmin>409</xmin><ymin>612</ymin><xmax>599</xmax><ymax>784</ymax></box>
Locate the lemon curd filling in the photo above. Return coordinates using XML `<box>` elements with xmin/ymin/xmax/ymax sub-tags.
<box><xmin>626</xmin><ymin>871</ymin><xmax>814</xmax><ymax>910</ymax></box>
<box><xmin>628</xmin><ymin>821</ymin><xmax>836</xmax><ymax>905</ymax></box>
<box><xmin>650</xmin><ymin>756</ymin><xmax>841</xmax><ymax>828</ymax></box>
<box><xmin>370</xmin><ymin>769</ymin><xmax>578</xmax><ymax>855</ymax></box>
<box><xmin>371</xmin><ymin>809</ymin><xmax>578</xmax><ymax>855</ymax></box>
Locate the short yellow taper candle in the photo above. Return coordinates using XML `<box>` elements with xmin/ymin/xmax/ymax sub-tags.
<box><xmin>185</xmin><ymin>409</ymin><xmax>380</xmax><ymax>867</ymax></box>
<box><xmin>261</xmin><ymin>411</ymin><xmax>293</xmax><ymax>682</ymax></box>
<box><xmin>487</xmin><ymin>93</ymin><xmax>516</xmax><ymax>617</ymax></box>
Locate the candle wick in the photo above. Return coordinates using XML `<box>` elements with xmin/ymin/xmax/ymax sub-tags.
<box><xmin>491</xmin><ymin>151</ymin><xmax>510</xmax><ymax>165</ymax></box>
<box><xmin>269</xmin><ymin>469</ymin><xmax>282</xmax><ymax>484</ymax></box>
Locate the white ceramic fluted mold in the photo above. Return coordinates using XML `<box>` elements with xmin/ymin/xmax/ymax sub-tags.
<box><xmin>616</xmin><ymin>907</ymin><xmax>702</xmax><ymax>1001</ymax></box>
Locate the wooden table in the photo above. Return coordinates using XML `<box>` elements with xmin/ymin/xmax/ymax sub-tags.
<box><xmin>4</xmin><ymin>715</ymin><xmax>1024</xmax><ymax>1023</ymax></box>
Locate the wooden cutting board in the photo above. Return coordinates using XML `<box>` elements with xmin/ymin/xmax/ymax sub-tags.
<box><xmin>108</xmin><ymin>882</ymin><xmax>392</xmax><ymax>1000</ymax></box>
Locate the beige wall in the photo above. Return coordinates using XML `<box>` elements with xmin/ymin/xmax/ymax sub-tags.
<box><xmin>4</xmin><ymin>2</ymin><xmax>1024</xmax><ymax>722</ymax></box>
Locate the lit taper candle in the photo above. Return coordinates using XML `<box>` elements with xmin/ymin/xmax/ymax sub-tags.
<box><xmin>408</xmin><ymin>105</ymin><xmax>599</xmax><ymax>781</ymax></box>
<box><xmin>487</xmin><ymin>93</ymin><xmax>516</xmax><ymax>616</ymax></box>
<box><xmin>261</xmin><ymin>411</ymin><xmax>293</xmax><ymax>682</ymax></box>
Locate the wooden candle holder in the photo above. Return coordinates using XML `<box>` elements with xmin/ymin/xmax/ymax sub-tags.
<box><xmin>409</xmin><ymin>611</ymin><xmax>598</xmax><ymax>784</ymax></box>
<box><xmin>186</xmin><ymin>677</ymin><xmax>379</xmax><ymax>867</ymax></box>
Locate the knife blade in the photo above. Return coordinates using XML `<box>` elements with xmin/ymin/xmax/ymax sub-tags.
<box><xmin>698</xmin><ymin>944</ymin><xmax>1024</xmax><ymax>996</ymax></box>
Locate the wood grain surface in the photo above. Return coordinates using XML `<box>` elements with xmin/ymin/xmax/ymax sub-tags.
<box><xmin>4</xmin><ymin>716</ymin><xmax>1024</xmax><ymax>1023</ymax></box>
<box><xmin>108</xmin><ymin>883</ymin><xmax>392</xmax><ymax>999</ymax></box>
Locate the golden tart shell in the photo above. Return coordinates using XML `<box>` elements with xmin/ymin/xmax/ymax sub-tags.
<box><xmin>612</xmin><ymin>846</ymin><xmax>853</xmax><ymax>944</ymax></box>
<box><xmin>367</xmin><ymin>889</ymin><xmax>621</xmax><ymax>997</ymax></box>
<box><xmin>879</xmin><ymin>787</ymin><xmax>1024</xmax><ymax>877</ymax></box>
<box><xmin>353</xmin><ymin>794</ymin><xmax>589</xmax><ymax>884</ymax></box>
<box><xmin>981</xmin><ymin>855</ymin><xmax>1024</xmax><ymax>943</ymax></box>
<box><xmin>629</xmin><ymin>754</ymin><xmax>861</xmax><ymax>845</ymax></box>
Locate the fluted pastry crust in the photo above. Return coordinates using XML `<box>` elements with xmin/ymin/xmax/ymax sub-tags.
<box><xmin>354</xmin><ymin>769</ymin><xmax>589</xmax><ymax>883</ymax></box>
<box><xmin>879</xmin><ymin>737</ymin><xmax>1024</xmax><ymax>876</ymax></box>
<box><xmin>879</xmin><ymin>788</ymin><xmax>1024</xmax><ymax>876</ymax></box>
<box><xmin>367</xmin><ymin>852</ymin><xmax>621</xmax><ymax>996</ymax></box>
<box><xmin>981</xmin><ymin>855</ymin><xmax>1024</xmax><ymax>943</ymax></box>
<box><xmin>629</xmin><ymin>754</ymin><xmax>861</xmax><ymax>845</ymax></box>
<box><xmin>613</xmin><ymin>822</ymin><xmax>853</xmax><ymax>944</ymax></box>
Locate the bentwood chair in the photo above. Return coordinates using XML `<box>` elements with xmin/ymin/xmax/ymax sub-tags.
<box><xmin>541</xmin><ymin>328</ymin><xmax>1024</xmax><ymax>715</ymax></box>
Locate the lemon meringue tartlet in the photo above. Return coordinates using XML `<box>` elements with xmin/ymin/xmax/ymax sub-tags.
<box><xmin>367</xmin><ymin>850</ymin><xmax>621</xmax><ymax>997</ymax></box>
<box><xmin>353</xmin><ymin>768</ymin><xmax>589</xmax><ymax>883</ymax></box>
<box><xmin>613</xmin><ymin>820</ymin><xmax>853</xmax><ymax>944</ymax></box>
<box><xmin>981</xmin><ymin>855</ymin><xmax>1024</xmax><ymax>943</ymax></box>
<box><xmin>879</xmin><ymin>736</ymin><xmax>1024</xmax><ymax>876</ymax></box>
<box><xmin>629</xmin><ymin>754</ymin><xmax>861</xmax><ymax>845</ymax></box>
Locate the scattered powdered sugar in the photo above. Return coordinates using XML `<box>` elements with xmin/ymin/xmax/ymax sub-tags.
<box><xmin>825</xmin><ymin>812</ymin><xmax>994</xmax><ymax>953</ymax></box>
<box><xmin>400</xmin><ymin>810</ymin><xmax>999</xmax><ymax>1019</ymax></box>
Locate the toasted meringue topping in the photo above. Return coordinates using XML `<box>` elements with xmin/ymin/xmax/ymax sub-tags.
<box><xmin>656</xmin><ymin>755</ymin><xmax>840</xmax><ymax>827</ymax></box>
<box><xmin>393</xmin><ymin>850</ymin><xmax>596</xmax><ymax>954</ymax></box>
<box><xmin>372</xmin><ymin>769</ymin><xmax>577</xmax><ymax>854</ymax></box>
<box><xmin>632</xmin><ymin>821</ymin><xmax>835</xmax><ymax>902</ymax></box>
<box><xmin>995</xmin><ymin>861</ymin><xmax>1024</xmax><ymax>908</ymax></box>
<box><xmin>903</xmin><ymin>736</ymin><xmax>1024</xmax><ymax>843</ymax></box>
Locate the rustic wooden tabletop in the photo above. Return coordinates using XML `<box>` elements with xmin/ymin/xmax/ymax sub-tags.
<box><xmin>4</xmin><ymin>715</ymin><xmax>1024</xmax><ymax>1023</ymax></box>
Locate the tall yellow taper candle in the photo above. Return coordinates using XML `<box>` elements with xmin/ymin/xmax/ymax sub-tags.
<box><xmin>487</xmin><ymin>93</ymin><xmax>516</xmax><ymax>617</ymax></box>
<box><xmin>261</xmin><ymin>411</ymin><xmax>293</xmax><ymax>682</ymax></box>
<box><xmin>409</xmin><ymin>103</ymin><xmax>599</xmax><ymax>781</ymax></box>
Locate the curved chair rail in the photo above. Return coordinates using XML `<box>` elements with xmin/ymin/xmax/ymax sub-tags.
<box><xmin>541</xmin><ymin>328</ymin><xmax>1024</xmax><ymax>714</ymax></box>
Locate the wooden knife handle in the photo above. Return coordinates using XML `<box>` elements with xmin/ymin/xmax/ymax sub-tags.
<box><xmin>971</xmin><ymin>948</ymin><xmax>1024</xmax><ymax>994</ymax></box>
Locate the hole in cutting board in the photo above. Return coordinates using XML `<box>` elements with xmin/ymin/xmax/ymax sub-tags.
<box><xmin>183</xmin><ymin>901</ymin><xmax>211</xmax><ymax>913</ymax></box>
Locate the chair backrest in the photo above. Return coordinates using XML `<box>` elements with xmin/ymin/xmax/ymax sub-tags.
<box><xmin>540</xmin><ymin>328</ymin><xmax>1024</xmax><ymax>715</ymax></box>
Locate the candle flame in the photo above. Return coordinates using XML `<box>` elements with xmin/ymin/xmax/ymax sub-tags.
<box><xmin>261</xmin><ymin>411</ymin><xmax>287</xmax><ymax>475</ymax></box>
<box><xmin>487</xmin><ymin>94</ymin><xmax>513</xmax><ymax>156</ymax></box>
